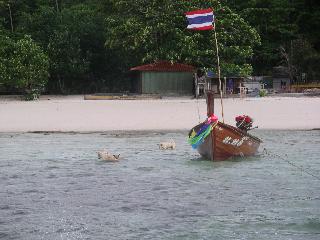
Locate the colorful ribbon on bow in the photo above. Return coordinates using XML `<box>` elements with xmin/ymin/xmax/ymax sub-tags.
<box><xmin>188</xmin><ymin>114</ymin><xmax>218</xmax><ymax>149</ymax></box>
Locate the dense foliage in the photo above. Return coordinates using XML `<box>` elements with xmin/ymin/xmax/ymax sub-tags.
<box><xmin>0</xmin><ymin>34</ymin><xmax>49</xmax><ymax>99</ymax></box>
<box><xmin>0</xmin><ymin>0</ymin><xmax>319</xmax><ymax>97</ymax></box>
<box><xmin>105</xmin><ymin>0</ymin><xmax>260</xmax><ymax>77</ymax></box>
<box><xmin>226</xmin><ymin>0</ymin><xmax>320</xmax><ymax>81</ymax></box>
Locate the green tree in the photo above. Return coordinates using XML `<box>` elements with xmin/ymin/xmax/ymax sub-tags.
<box><xmin>0</xmin><ymin>34</ymin><xmax>15</xmax><ymax>87</ymax></box>
<box><xmin>283</xmin><ymin>38</ymin><xmax>320</xmax><ymax>82</ymax></box>
<box><xmin>0</xmin><ymin>35</ymin><xmax>49</xmax><ymax>99</ymax></box>
<box><xmin>47</xmin><ymin>29</ymin><xmax>89</xmax><ymax>93</ymax></box>
<box><xmin>16</xmin><ymin>5</ymin><xmax>59</xmax><ymax>47</ymax></box>
<box><xmin>17</xmin><ymin>3</ymin><xmax>111</xmax><ymax>93</ymax></box>
<box><xmin>226</xmin><ymin>0</ymin><xmax>298</xmax><ymax>75</ymax></box>
<box><xmin>226</xmin><ymin>0</ymin><xmax>320</xmax><ymax>81</ymax></box>
<box><xmin>13</xmin><ymin>35</ymin><xmax>49</xmax><ymax>99</ymax></box>
<box><xmin>104</xmin><ymin>0</ymin><xmax>260</xmax><ymax>77</ymax></box>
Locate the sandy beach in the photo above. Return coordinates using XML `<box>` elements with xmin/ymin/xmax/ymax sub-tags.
<box><xmin>0</xmin><ymin>95</ymin><xmax>319</xmax><ymax>132</ymax></box>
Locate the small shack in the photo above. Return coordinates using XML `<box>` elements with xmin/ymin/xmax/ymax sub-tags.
<box><xmin>130</xmin><ymin>61</ymin><xmax>195</xmax><ymax>95</ymax></box>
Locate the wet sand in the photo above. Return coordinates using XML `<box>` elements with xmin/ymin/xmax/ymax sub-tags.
<box><xmin>0</xmin><ymin>95</ymin><xmax>319</xmax><ymax>132</ymax></box>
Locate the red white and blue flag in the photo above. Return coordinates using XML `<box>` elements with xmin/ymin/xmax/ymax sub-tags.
<box><xmin>185</xmin><ymin>8</ymin><xmax>214</xmax><ymax>30</ymax></box>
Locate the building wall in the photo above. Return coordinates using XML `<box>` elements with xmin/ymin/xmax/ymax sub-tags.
<box><xmin>243</xmin><ymin>82</ymin><xmax>262</xmax><ymax>91</ymax></box>
<box><xmin>273</xmin><ymin>78</ymin><xmax>290</xmax><ymax>91</ymax></box>
<box><xmin>141</xmin><ymin>72</ymin><xmax>193</xmax><ymax>95</ymax></box>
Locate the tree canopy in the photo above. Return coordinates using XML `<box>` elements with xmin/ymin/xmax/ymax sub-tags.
<box><xmin>0</xmin><ymin>0</ymin><xmax>319</xmax><ymax>96</ymax></box>
<box><xmin>105</xmin><ymin>0</ymin><xmax>260</xmax><ymax>76</ymax></box>
<box><xmin>226</xmin><ymin>0</ymin><xmax>320</xmax><ymax>80</ymax></box>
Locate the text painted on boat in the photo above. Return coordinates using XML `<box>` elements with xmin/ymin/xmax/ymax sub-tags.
<box><xmin>222</xmin><ymin>136</ymin><xmax>249</xmax><ymax>147</ymax></box>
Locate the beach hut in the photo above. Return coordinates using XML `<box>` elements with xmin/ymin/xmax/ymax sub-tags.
<box><xmin>130</xmin><ymin>61</ymin><xmax>195</xmax><ymax>95</ymax></box>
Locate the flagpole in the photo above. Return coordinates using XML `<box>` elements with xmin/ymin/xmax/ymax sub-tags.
<box><xmin>213</xmin><ymin>21</ymin><xmax>225</xmax><ymax>123</ymax></box>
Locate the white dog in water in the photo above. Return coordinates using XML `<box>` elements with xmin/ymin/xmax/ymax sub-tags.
<box><xmin>97</xmin><ymin>150</ymin><xmax>120</xmax><ymax>161</ymax></box>
<box><xmin>159</xmin><ymin>140</ymin><xmax>176</xmax><ymax>150</ymax></box>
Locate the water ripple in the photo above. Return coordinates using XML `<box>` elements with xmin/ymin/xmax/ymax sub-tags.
<box><xmin>0</xmin><ymin>130</ymin><xmax>319</xmax><ymax>239</ymax></box>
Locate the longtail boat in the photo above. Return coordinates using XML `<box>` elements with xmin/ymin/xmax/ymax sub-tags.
<box><xmin>186</xmin><ymin>8</ymin><xmax>261</xmax><ymax>160</ymax></box>
<box><xmin>188</xmin><ymin>91</ymin><xmax>262</xmax><ymax>161</ymax></box>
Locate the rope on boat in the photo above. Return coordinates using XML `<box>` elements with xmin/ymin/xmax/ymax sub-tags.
<box><xmin>196</xmin><ymin>97</ymin><xmax>201</xmax><ymax>123</ymax></box>
<box><xmin>213</xmin><ymin>21</ymin><xmax>225</xmax><ymax>123</ymax></box>
<box><xmin>263</xmin><ymin>148</ymin><xmax>320</xmax><ymax>181</ymax></box>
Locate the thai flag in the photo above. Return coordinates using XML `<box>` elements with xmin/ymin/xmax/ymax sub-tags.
<box><xmin>185</xmin><ymin>8</ymin><xmax>214</xmax><ymax>31</ymax></box>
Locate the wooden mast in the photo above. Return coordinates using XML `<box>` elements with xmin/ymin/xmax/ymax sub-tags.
<box><xmin>206</xmin><ymin>91</ymin><xmax>216</xmax><ymax>160</ymax></box>
<box><xmin>206</xmin><ymin>91</ymin><xmax>214</xmax><ymax>117</ymax></box>
<box><xmin>213</xmin><ymin>21</ymin><xmax>225</xmax><ymax>123</ymax></box>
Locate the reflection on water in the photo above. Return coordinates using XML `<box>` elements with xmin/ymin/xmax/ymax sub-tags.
<box><xmin>0</xmin><ymin>130</ymin><xmax>319</xmax><ymax>240</ymax></box>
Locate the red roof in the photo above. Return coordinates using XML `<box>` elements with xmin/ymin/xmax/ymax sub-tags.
<box><xmin>130</xmin><ymin>61</ymin><xmax>195</xmax><ymax>72</ymax></box>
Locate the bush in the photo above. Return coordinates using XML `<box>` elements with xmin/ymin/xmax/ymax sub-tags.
<box><xmin>0</xmin><ymin>35</ymin><xmax>49</xmax><ymax>100</ymax></box>
<box><xmin>259</xmin><ymin>89</ymin><xmax>267</xmax><ymax>97</ymax></box>
<box><xmin>13</xmin><ymin>36</ymin><xmax>49</xmax><ymax>100</ymax></box>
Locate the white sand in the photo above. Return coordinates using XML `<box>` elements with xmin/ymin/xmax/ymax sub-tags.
<box><xmin>0</xmin><ymin>95</ymin><xmax>319</xmax><ymax>132</ymax></box>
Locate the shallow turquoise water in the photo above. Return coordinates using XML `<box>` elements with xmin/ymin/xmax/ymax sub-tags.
<box><xmin>0</xmin><ymin>130</ymin><xmax>319</xmax><ymax>240</ymax></box>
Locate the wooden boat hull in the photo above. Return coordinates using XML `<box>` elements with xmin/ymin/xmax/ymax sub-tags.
<box><xmin>193</xmin><ymin>121</ymin><xmax>261</xmax><ymax>161</ymax></box>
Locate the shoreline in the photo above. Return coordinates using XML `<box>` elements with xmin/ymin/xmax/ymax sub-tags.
<box><xmin>1</xmin><ymin>129</ymin><xmax>319</xmax><ymax>136</ymax></box>
<box><xmin>1</xmin><ymin>95</ymin><xmax>320</xmax><ymax>132</ymax></box>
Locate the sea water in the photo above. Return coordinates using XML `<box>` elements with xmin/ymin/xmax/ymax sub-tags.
<box><xmin>0</xmin><ymin>130</ymin><xmax>319</xmax><ymax>240</ymax></box>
